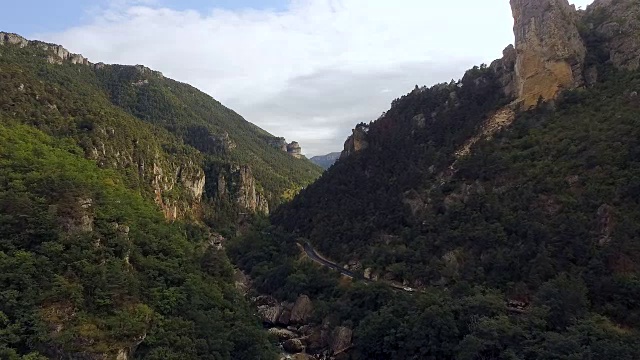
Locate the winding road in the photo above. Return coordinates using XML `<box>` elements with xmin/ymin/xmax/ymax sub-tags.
<box><xmin>300</xmin><ymin>241</ymin><xmax>530</xmax><ymax>312</ymax></box>
<box><xmin>299</xmin><ymin>241</ymin><xmax>415</xmax><ymax>292</ymax></box>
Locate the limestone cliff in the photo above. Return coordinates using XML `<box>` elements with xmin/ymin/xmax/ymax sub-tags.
<box><xmin>267</xmin><ymin>137</ymin><xmax>304</xmax><ymax>158</ymax></box>
<box><xmin>510</xmin><ymin>0</ymin><xmax>586</xmax><ymax>108</ymax></box>
<box><xmin>587</xmin><ymin>0</ymin><xmax>640</xmax><ymax>71</ymax></box>
<box><xmin>1</xmin><ymin>32</ymin><xmax>91</xmax><ymax>66</ymax></box>
<box><xmin>216</xmin><ymin>165</ymin><xmax>269</xmax><ymax>214</ymax></box>
<box><xmin>490</xmin><ymin>45</ymin><xmax>518</xmax><ymax>100</ymax></box>
<box><xmin>340</xmin><ymin>124</ymin><xmax>369</xmax><ymax>159</ymax></box>
<box><xmin>287</xmin><ymin>141</ymin><xmax>302</xmax><ymax>158</ymax></box>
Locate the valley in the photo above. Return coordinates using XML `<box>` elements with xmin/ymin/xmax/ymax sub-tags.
<box><xmin>2</xmin><ymin>0</ymin><xmax>640</xmax><ymax>359</ymax></box>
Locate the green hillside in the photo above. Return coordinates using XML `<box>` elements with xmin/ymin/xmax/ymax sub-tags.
<box><xmin>0</xmin><ymin>37</ymin><xmax>322</xmax><ymax>226</ymax></box>
<box><xmin>230</xmin><ymin>4</ymin><xmax>640</xmax><ymax>357</ymax></box>
<box><xmin>0</xmin><ymin>120</ymin><xmax>276</xmax><ymax>359</ymax></box>
<box><xmin>0</xmin><ymin>33</ymin><xmax>325</xmax><ymax>359</ymax></box>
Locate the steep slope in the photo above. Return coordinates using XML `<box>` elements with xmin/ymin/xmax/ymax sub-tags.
<box><xmin>0</xmin><ymin>32</ymin><xmax>323</xmax><ymax>359</ymax></box>
<box><xmin>0</xmin><ymin>32</ymin><xmax>322</xmax><ymax>225</ymax></box>
<box><xmin>228</xmin><ymin>0</ymin><xmax>640</xmax><ymax>358</ymax></box>
<box><xmin>0</xmin><ymin>120</ymin><xmax>276</xmax><ymax>359</ymax></box>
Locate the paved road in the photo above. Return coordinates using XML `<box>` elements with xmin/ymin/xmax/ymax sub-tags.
<box><xmin>300</xmin><ymin>242</ymin><xmax>528</xmax><ymax>311</ymax></box>
<box><xmin>300</xmin><ymin>242</ymin><xmax>415</xmax><ymax>292</ymax></box>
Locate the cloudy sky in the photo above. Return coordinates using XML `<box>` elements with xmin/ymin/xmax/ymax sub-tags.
<box><xmin>2</xmin><ymin>0</ymin><xmax>594</xmax><ymax>156</ymax></box>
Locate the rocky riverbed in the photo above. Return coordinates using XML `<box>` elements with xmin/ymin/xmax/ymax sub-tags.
<box><xmin>253</xmin><ymin>295</ymin><xmax>353</xmax><ymax>360</ymax></box>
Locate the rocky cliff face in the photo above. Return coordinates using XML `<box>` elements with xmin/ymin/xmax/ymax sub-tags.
<box><xmin>587</xmin><ymin>0</ymin><xmax>640</xmax><ymax>71</ymax></box>
<box><xmin>267</xmin><ymin>137</ymin><xmax>304</xmax><ymax>158</ymax></box>
<box><xmin>498</xmin><ymin>0</ymin><xmax>640</xmax><ymax>108</ymax></box>
<box><xmin>510</xmin><ymin>0</ymin><xmax>586</xmax><ymax>108</ymax></box>
<box><xmin>490</xmin><ymin>45</ymin><xmax>518</xmax><ymax>100</ymax></box>
<box><xmin>1</xmin><ymin>32</ymin><xmax>91</xmax><ymax>66</ymax></box>
<box><xmin>287</xmin><ymin>141</ymin><xmax>302</xmax><ymax>158</ymax></box>
<box><xmin>216</xmin><ymin>165</ymin><xmax>269</xmax><ymax>214</ymax></box>
<box><xmin>340</xmin><ymin>124</ymin><xmax>369</xmax><ymax>159</ymax></box>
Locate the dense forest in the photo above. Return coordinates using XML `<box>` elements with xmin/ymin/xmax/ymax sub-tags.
<box><xmin>230</xmin><ymin>9</ymin><xmax>640</xmax><ymax>358</ymax></box>
<box><xmin>0</xmin><ymin>35</ymin><xmax>325</xmax><ymax>359</ymax></box>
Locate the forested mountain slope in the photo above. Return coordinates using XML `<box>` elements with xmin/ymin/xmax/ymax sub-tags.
<box><xmin>0</xmin><ymin>32</ymin><xmax>322</xmax><ymax>225</ymax></box>
<box><xmin>0</xmin><ymin>31</ymin><xmax>325</xmax><ymax>359</ymax></box>
<box><xmin>232</xmin><ymin>0</ymin><xmax>640</xmax><ymax>358</ymax></box>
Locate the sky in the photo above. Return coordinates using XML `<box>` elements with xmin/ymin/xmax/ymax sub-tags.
<box><xmin>2</xmin><ymin>0</ymin><xmax>594</xmax><ymax>156</ymax></box>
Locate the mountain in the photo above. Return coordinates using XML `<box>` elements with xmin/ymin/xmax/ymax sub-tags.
<box><xmin>309</xmin><ymin>152</ymin><xmax>341</xmax><ymax>170</ymax></box>
<box><xmin>0</xmin><ymin>32</ymin><xmax>322</xmax><ymax>224</ymax></box>
<box><xmin>232</xmin><ymin>0</ymin><xmax>640</xmax><ymax>358</ymax></box>
<box><xmin>0</xmin><ymin>32</ymin><xmax>326</xmax><ymax>359</ymax></box>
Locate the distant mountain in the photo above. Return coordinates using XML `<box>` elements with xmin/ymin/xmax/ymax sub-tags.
<box><xmin>310</xmin><ymin>152</ymin><xmax>341</xmax><ymax>169</ymax></box>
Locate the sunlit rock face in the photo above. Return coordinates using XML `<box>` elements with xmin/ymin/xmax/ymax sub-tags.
<box><xmin>510</xmin><ymin>0</ymin><xmax>586</xmax><ymax>107</ymax></box>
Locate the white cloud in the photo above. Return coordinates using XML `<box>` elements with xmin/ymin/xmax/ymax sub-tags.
<box><xmin>39</xmin><ymin>0</ymin><xmax>594</xmax><ymax>156</ymax></box>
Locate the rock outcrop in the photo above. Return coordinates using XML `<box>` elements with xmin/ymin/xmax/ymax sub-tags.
<box><xmin>216</xmin><ymin>165</ymin><xmax>269</xmax><ymax>214</ymax></box>
<box><xmin>290</xmin><ymin>295</ymin><xmax>313</xmax><ymax>324</ymax></box>
<box><xmin>268</xmin><ymin>137</ymin><xmax>289</xmax><ymax>152</ymax></box>
<box><xmin>510</xmin><ymin>0</ymin><xmax>586</xmax><ymax>107</ymax></box>
<box><xmin>255</xmin><ymin>296</ymin><xmax>283</xmax><ymax>325</ymax></box>
<box><xmin>287</xmin><ymin>141</ymin><xmax>302</xmax><ymax>158</ymax></box>
<box><xmin>0</xmin><ymin>32</ymin><xmax>91</xmax><ymax>66</ymax></box>
<box><xmin>340</xmin><ymin>124</ymin><xmax>369</xmax><ymax>159</ymax></box>
<box><xmin>587</xmin><ymin>0</ymin><xmax>640</xmax><ymax>71</ymax></box>
<box><xmin>490</xmin><ymin>45</ymin><xmax>518</xmax><ymax>100</ymax></box>
<box><xmin>283</xmin><ymin>339</ymin><xmax>305</xmax><ymax>354</ymax></box>
<box><xmin>329</xmin><ymin>327</ymin><xmax>352</xmax><ymax>355</ymax></box>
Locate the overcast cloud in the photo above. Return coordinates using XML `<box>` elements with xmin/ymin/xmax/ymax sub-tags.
<box><xmin>39</xmin><ymin>0</ymin><xmax>594</xmax><ymax>156</ymax></box>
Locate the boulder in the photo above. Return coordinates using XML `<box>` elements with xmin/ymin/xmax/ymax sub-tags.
<box><xmin>290</xmin><ymin>295</ymin><xmax>313</xmax><ymax>324</ymax></box>
<box><xmin>278</xmin><ymin>308</ymin><xmax>292</xmax><ymax>326</ymax></box>
<box><xmin>283</xmin><ymin>339</ymin><xmax>305</xmax><ymax>354</ymax></box>
<box><xmin>268</xmin><ymin>328</ymin><xmax>297</xmax><ymax>341</ymax></box>
<box><xmin>329</xmin><ymin>327</ymin><xmax>353</xmax><ymax>355</ymax></box>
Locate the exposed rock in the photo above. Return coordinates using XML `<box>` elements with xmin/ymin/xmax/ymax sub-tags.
<box><xmin>510</xmin><ymin>0</ymin><xmax>586</xmax><ymax>107</ymax></box>
<box><xmin>58</xmin><ymin>197</ymin><xmax>94</xmax><ymax>233</ymax></box>
<box><xmin>134</xmin><ymin>64</ymin><xmax>164</xmax><ymax>78</ymax></box>
<box><xmin>403</xmin><ymin>189</ymin><xmax>427</xmax><ymax>216</ymax></box>
<box><xmin>304</xmin><ymin>327</ymin><xmax>330</xmax><ymax>353</ymax></box>
<box><xmin>455</xmin><ymin>106</ymin><xmax>516</xmax><ymax>158</ymax></box>
<box><xmin>258</xmin><ymin>304</ymin><xmax>283</xmax><ymax>325</ymax></box>
<box><xmin>340</xmin><ymin>124</ymin><xmax>369</xmax><ymax>159</ymax></box>
<box><xmin>208</xmin><ymin>233</ymin><xmax>225</xmax><ymax>250</ymax></box>
<box><xmin>290</xmin><ymin>295</ymin><xmax>313</xmax><ymax>324</ymax></box>
<box><xmin>268</xmin><ymin>328</ymin><xmax>297</xmax><ymax>341</ymax></box>
<box><xmin>283</xmin><ymin>339</ymin><xmax>305</xmax><ymax>354</ymax></box>
<box><xmin>291</xmin><ymin>354</ymin><xmax>317</xmax><ymax>360</ymax></box>
<box><xmin>490</xmin><ymin>45</ymin><xmax>518</xmax><ymax>99</ymax></box>
<box><xmin>329</xmin><ymin>327</ymin><xmax>352</xmax><ymax>355</ymax></box>
<box><xmin>1</xmin><ymin>32</ymin><xmax>93</xmax><ymax>66</ymax></box>
<box><xmin>411</xmin><ymin>113</ymin><xmax>426</xmax><ymax>129</ymax></box>
<box><xmin>597</xmin><ymin>204</ymin><xmax>614</xmax><ymax>246</ymax></box>
<box><xmin>0</xmin><ymin>32</ymin><xmax>28</xmax><ymax>47</ymax></box>
<box><xmin>255</xmin><ymin>295</ymin><xmax>283</xmax><ymax>325</ymax></box>
<box><xmin>255</xmin><ymin>295</ymin><xmax>279</xmax><ymax>306</ymax></box>
<box><xmin>268</xmin><ymin>137</ymin><xmax>289</xmax><ymax>152</ymax></box>
<box><xmin>233</xmin><ymin>270</ymin><xmax>250</xmax><ymax>295</ymax></box>
<box><xmin>364</xmin><ymin>268</ymin><xmax>373</xmax><ymax>280</ymax></box>
<box><xmin>278</xmin><ymin>308</ymin><xmax>292</xmax><ymax>326</ymax></box>
<box><xmin>287</xmin><ymin>142</ymin><xmax>303</xmax><ymax>158</ymax></box>
<box><xmin>217</xmin><ymin>165</ymin><xmax>269</xmax><ymax>214</ymax></box>
<box><xmin>179</xmin><ymin>168</ymin><xmax>206</xmax><ymax>201</ymax></box>
<box><xmin>589</xmin><ymin>0</ymin><xmax>640</xmax><ymax>71</ymax></box>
